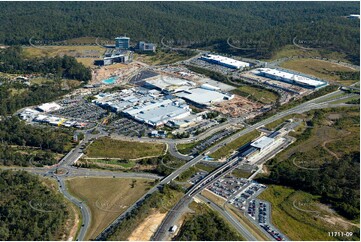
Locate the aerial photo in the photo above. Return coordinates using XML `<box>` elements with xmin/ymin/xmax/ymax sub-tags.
<box><xmin>0</xmin><ymin>1</ymin><xmax>360</xmax><ymax>241</ymax></box>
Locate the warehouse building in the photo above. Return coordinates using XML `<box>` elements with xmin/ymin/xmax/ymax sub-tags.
<box><xmin>256</xmin><ymin>68</ymin><xmax>328</xmax><ymax>89</ymax></box>
<box><xmin>200</xmin><ymin>54</ymin><xmax>250</xmax><ymax>69</ymax></box>
<box><xmin>176</xmin><ymin>87</ymin><xmax>234</xmax><ymax>108</ymax></box>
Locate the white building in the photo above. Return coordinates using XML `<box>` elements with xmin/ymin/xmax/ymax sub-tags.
<box><xmin>37</xmin><ymin>102</ymin><xmax>62</xmax><ymax>112</ymax></box>
<box><xmin>176</xmin><ymin>87</ymin><xmax>234</xmax><ymax>107</ymax></box>
<box><xmin>256</xmin><ymin>68</ymin><xmax>328</xmax><ymax>89</ymax></box>
<box><xmin>250</xmin><ymin>136</ymin><xmax>275</xmax><ymax>151</ymax></box>
<box><xmin>200</xmin><ymin>54</ymin><xmax>250</xmax><ymax>69</ymax></box>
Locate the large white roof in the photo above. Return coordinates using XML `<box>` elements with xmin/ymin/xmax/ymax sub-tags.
<box><xmin>251</xmin><ymin>136</ymin><xmax>274</xmax><ymax>149</ymax></box>
<box><xmin>202</xmin><ymin>54</ymin><xmax>250</xmax><ymax>68</ymax></box>
<box><xmin>37</xmin><ymin>102</ymin><xmax>62</xmax><ymax>112</ymax></box>
<box><xmin>144</xmin><ymin>76</ymin><xmax>195</xmax><ymax>91</ymax></box>
<box><xmin>258</xmin><ymin>68</ymin><xmax>326</xmax><ymax>87</ymax></box>
<box><xmin>180</xmin><ymin>88</ymin><xmax>232</xmax><ymax>106</ymax></box>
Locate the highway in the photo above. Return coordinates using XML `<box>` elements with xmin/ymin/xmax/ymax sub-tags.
<box><xmin>197</xmin><ymin>194</ymin><xmax>258</xmax><ymax>241</ymax></box>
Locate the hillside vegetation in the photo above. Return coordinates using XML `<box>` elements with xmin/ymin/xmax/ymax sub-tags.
<box><xmin>258</xmin><ymin>107</ymin><xmax>360</xmax><ymax>220</ymax></box>
<box><xmin>0</xmin><ymin>2</ymin><xmax>359</xmax><ymax>63</ymax></box>
<box><xmin>0</xmin><ymin>170</ymin><xmax>73</xmax><ymax>240</ymax></box>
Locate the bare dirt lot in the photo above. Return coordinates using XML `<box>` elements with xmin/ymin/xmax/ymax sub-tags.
<box><xmin>211</xmin><ymin>95</ymin><xmax>262</xmax><ymax>117</ymax></box>
<box><xmin>127</xmin><ymin>211</ymin><xmax>167</xmax><ymax>241</ymax></box>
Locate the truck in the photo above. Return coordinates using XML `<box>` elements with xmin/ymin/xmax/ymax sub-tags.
<box><xmin>169</xmin><ymin>225</ymin><xmax>178</xmax><ymax>233</ymax></box>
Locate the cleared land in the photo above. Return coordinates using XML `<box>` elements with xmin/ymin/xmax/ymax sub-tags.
<box><xmin>232</xmin><ymin>86</ymin><xmax>279</xmax><ymax>105</ymax></box>
<box><xmin>134</xmin><ymin>50</ymin><xmax>195</xmax><ymax>65</ymax></box>
<box><xmin>209</xmin><ymin>130</ymin><xmax>260</xmax><ymax>160</ymax></box>
<box><xmin>23</xmin><ymin>45</ymin><xmax>104</xmax><ymax>58</ymax></box>
<box><xmin>212</xmin><ymin>95</ymin><xmax>261</xmax><ymax>117</ymax></box>
<box><xmin>23</xmin><ymin>45</ymin><xmax>104</xmax><ymax>68</ymax></box>
<box><xmin>266</xmin><ymin>45</ymin><xmax>351</xmax><ymax>63</ymax></box>
<box><xmin>66</xmin><ymin>177</ymin><xmax>154</xmax><ymax>240</ymax></box>
<box><xmin>85</xmin><ymin>137</ymin><xmax>165</xmax><ymax>159</ymax></box>
<box><xmin>280</xmin><ymin>58</ymin><xmax>359</xmax><ymax>86</ymax></box>
<box><xmin>258</xmin><ymin>185</ymin><xmax>359</xmax><ymax>241</ymax></box>
<box><xmin>127</xmin><ymin>212</ymin><xmax>166</xmax><ymax>241</ymax></box>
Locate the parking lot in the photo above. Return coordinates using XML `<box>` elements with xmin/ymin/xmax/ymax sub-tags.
<box><xmin>252</xmin><ymin>200</ymin><xmax>287</xmax><ymax>241</ymax></box>
<box><xmin>188</xmin><ymin>168</ymin><xmax>288</xmax><ymax>241</ymax></box>
<box><xmin>50</xmin><ymin>99</ymin><xmax>107</xmax><ymax>124</ymax></box>
<box><xmin>207</xmin><ymin>176</ymin><xmax>251</xmax><ymax>200</ymax></box>
<box><xmin>188</xmin><ymin>128</ymin><xmax>235</xmax><ymax>156</ymax></box>
<box><xmin>184</xmin><ymin>119</ymin><xmax>218</xmax><ymax>135</ymax></box>
<box><xmin>104</xmin><ymin>117</ymin><xmax>153</xmax><ymax>137</ymax></box>
<box><xmin>189</xmin><ymin>58</ymin><xmax>238</xmax><ymax>76</ymax></box>
<box><xmin>229</xmin><ymin>182</ymin><xmax>266</xmax><ymax>208</ymax></box>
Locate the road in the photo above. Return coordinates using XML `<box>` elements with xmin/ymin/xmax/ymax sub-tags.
<box><xmin>56</xmin><ymin>176</ymin><xmax>91</xmax><ymax>241</ymax></box>
<box><xmin>197</xmin><ymin>194</ymin><xmax>258</xmax><ymax>241</ymax></box>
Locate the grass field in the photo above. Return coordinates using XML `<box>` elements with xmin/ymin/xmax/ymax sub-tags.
<box><xmin>266</xmin><ymin>45</ymin><xmax>351</xmax><ymax>63</ymax></box>
<box><xmin>209</xmin><ymin>130</ymin><xmax>260</xmax><ymax>160</ymax></box>
<box><xmin>280</xmin><ymin>58</ymin><xmax>359</xmax><ymax>86</ymax></box>
<box><xmin>134</xmin><ymin>49</ymin><xmax>195</xmax><ymax>65</ymax></box>
<box><xmin>85</xmin><ymin>137</ymin><xmax>165</xmax><ymax>160</ymax></box>
<box><xmin>258</xmin><ymin>185</ymin><xmax>359</xmax><ymax>241</ymax></box>
<box><xmin>177</xmin><ymin>141</ymin><xmax>200</xmax><ymax>155</ymax></box>
<box><xmin>66</xmin><ymin>177</ymin><xmax>154</xmax><ymax>240</ymax></box>
<box><xmin>23</xmin><ymin>45</ymin><xmax>104</xmax><ymax>58</ymax></box>
<box><xmin>232</xmin><ymin>86</ymin><xmax>279</xmax><ymax>105</ymax></box>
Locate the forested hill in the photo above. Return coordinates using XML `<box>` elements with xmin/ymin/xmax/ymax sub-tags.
<box><xmin>0</xmin><ymin>2</ymin><xmax>359</xmax><ymax>63</ymax></box>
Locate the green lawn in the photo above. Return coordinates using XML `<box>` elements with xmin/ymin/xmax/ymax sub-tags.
<box><xmin>209</xmin><ymin>130</ymin><xmax>260</xmax><ymax>160</ymax></box>
<box><xmin>265</xmin><ymin>45</ymin><xmax>351</xmax><ymax>63</ymax></box>
<box><xmin>177</xmin><ymin>141</ymin><xmax>200</xmax><ymax>155</ymax></box>
<box><xmin>232</xmin><ymin>85</ymin><xmax>279</xmax><ymax>104</ymax></box>
<box><xmin>258</xmin><ymin>185</ymin><xmax>359</xmax><ymax>241</ymax></box>
<box><xmin>280</xmin><ymin>58</ymin><xmax>359</xmax><ymax>86</ymax></box>
<box><xmin>85</xmin><ymin>137</ymin><xmax>165</xmax><ymax>159</ymax></box>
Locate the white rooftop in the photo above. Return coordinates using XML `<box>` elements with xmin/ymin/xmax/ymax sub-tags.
<box><xmin>258</xmin><ymin>68</ymin><xmax>326</xmax><ymax>87</ymax></box>
<box><xmin>37</xmin><ymin>102</ymin><xmax>62</xmax><ymax>112</ymax></box>
<box><xmin>144</xmin><ymin>76</ymin><xmax>195</xmax><ymax>91</ymax></box>
<box><xmin>202</xmin><ymin>54</ymin><xmax>250</xmax><ymax>69</ymax></box>
<box><xmin>251</xmin><ymin>136</ymin><xmax>274</xmax><ymax>149</ymax></box>
<box><xmin>179</xmin><ymin>88</ymin><xmax>233</xmax><ymax>106</ymax></box>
